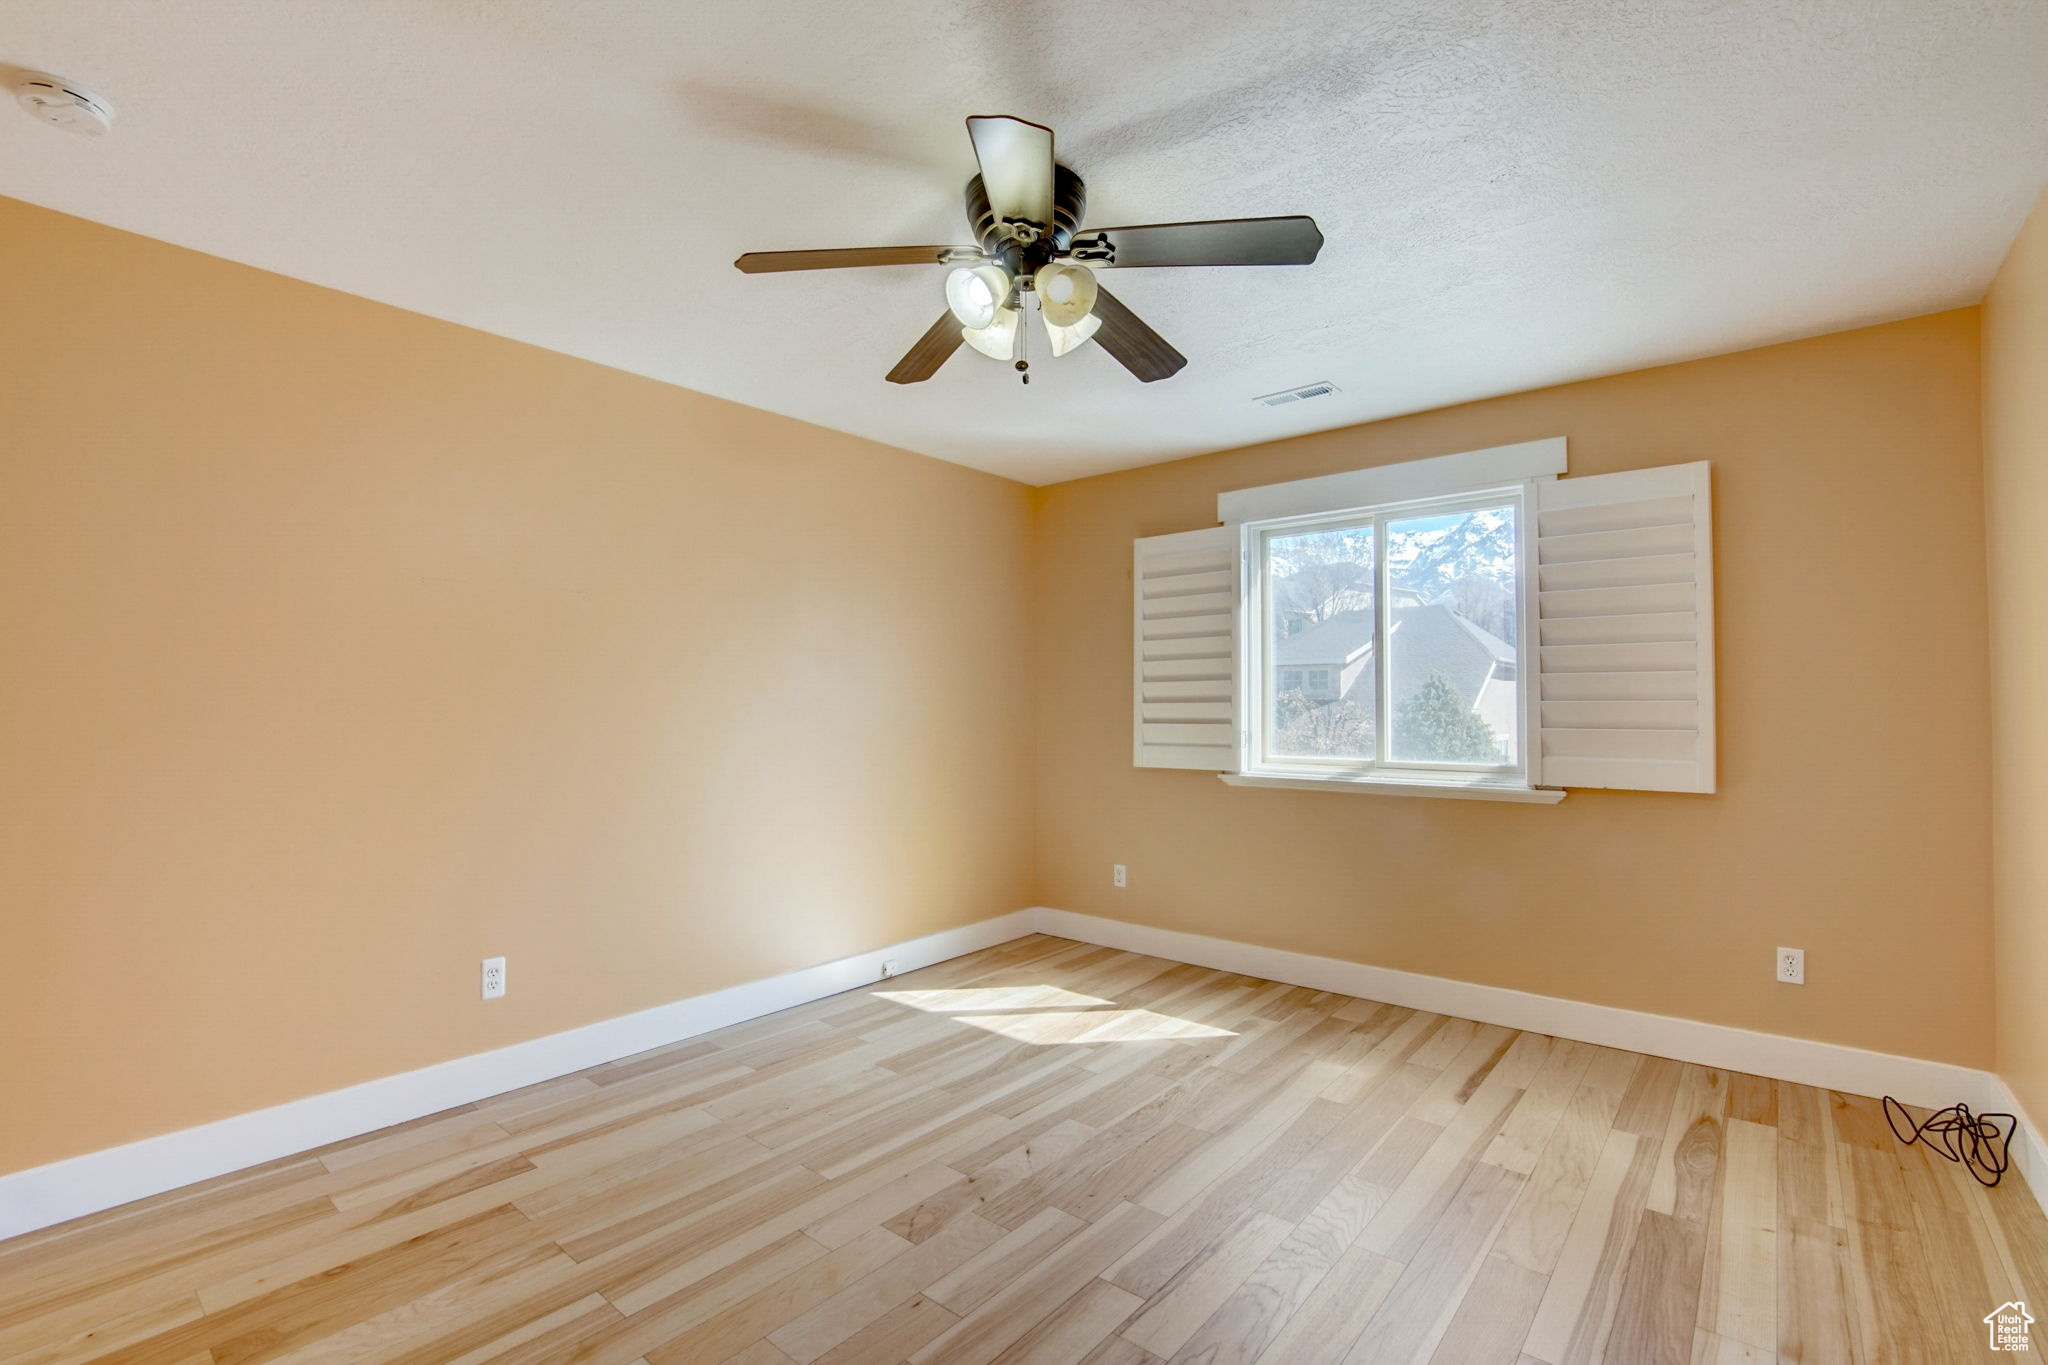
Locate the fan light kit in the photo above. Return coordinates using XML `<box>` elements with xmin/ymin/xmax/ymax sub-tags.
<box><xmin>13</xmin><ymin>73</ymin><xmax>116</xmax><ymax>136</ymax></box>
<box><xmin>1035</xmin><ymin>263</ymin><xmax>1096</xmax><ymax>325</ymax></box>
<box><xmin>962</xmin><ymin>305</ymin><xmax>1019</xmax><ymax>362</ymax></box>
<box><xmin>945</xmin><ymin>264</ymin><xmax>1009</xmax><ymax>331</ymax></box>
<box><xmin>735</xmin><ymin>115</ymin><xmax>1324</xmax><ymax>386</ymax></box>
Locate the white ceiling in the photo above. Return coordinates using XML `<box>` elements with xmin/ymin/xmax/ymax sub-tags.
<box><xmin>4</xmin><ymin>2</ymin><xmax>2046</xmax><ymax>485</ymax></box>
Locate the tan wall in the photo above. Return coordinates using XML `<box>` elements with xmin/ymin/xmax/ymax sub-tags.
<box><xmin>0</xmin><ymin>185</ymin><xmax>2009</xmax><ymax>1180</ymax></box>
<box><xmin>0</xmin><ymin>197</ymin><xmax>1037</xmax><ymax>1176</ymax></box>
<box><xmin>1986</xmin><ymin>190</ymin><xmax>2048</xmax><ymax>1125</ymax></box>
<box><xmin>1034</xmin><ymin>310</ymin><xmax>1994</xmax><ymax>1067</ymax></box>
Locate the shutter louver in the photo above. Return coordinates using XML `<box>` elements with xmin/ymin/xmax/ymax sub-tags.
<box><xmin>1134</xmin><ymin>526</ymin><xmax>1238</xmax><ymax>770</ymax></box>
<box><xmin>1534</xmin><ymin>463</ymin><xmax>1715</xmax><ymax>793</ymax></box>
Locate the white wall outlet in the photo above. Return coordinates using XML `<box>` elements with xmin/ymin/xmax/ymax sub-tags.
<box><xmin>1776</xmin><ymin>947</ymin><xmax>1805</xmax><ymax>985</ymax></box>
<box><xmin>879</xmin><ymin>958</ymin><xmax>899</xmax><ymax>980</ymax></box>
<box><xmin>1113</xmin><ymin>864</ymin><xmax>1127</xmax><ymax>888</ymax></box>
<box><xmin>481</xmin><ymin>956</ymin><xmax>507</xmax><ymax>1000</ymax></box>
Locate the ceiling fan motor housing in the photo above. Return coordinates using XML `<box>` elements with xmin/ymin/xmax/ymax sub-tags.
<box><xmin>966</xmin><ymin>165</ymin><xmax>1087</xmax><ymax>268</ymax></box>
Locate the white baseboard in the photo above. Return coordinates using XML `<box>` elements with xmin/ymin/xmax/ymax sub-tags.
<box><xmin>1036</xmin><ymin>908</ymin><xmax>2048</xmax><ymax>1214</ymax></box>
<box><xmin>1987</xmin><ymin>1076</ymin><xmax>2048</xmax><ymax>1219</ymax></box>
<box><xmin>1032</xmin><ymin>908</ymin><xmax>1996</xmax><ymax>1115</ymax></box>
<box><xmin>5</xmin><ymin>903</ymin><xmax>2036</xmax><ymax>1246</ymax></box>
<box><xmin>0</xmin><ymin>909</ymin><xmax>1037</xmax><ymax>1243</ymax></box>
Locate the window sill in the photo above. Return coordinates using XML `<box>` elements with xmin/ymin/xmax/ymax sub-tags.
<box><xmin>1219</xmin><ymin>771</ymin><xmax>1567</xmax><ymax>804</ymax></box>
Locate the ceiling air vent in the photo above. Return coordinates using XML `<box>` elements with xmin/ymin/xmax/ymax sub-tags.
<box><xmin>1255</xmin><ymin>381</ymin><xmax>1339</xmax><ymax>408</ymax></box>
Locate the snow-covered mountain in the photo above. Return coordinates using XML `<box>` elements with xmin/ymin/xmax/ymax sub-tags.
<box><xmin>1387</xmin><ymin>508</ymin><xmax>1516</xmax><ymax>597</ymax></box>
<box><xmin>1271</xmin><ymin>508</ymin><xmax>1520</xmax><ymax>643</ymax></box>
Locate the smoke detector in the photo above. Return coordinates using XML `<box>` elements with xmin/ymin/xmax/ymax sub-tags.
<box><xmin>14</xmin><ymin>73</ymin><xmax>116</xmax><ymax>136</ymax></box>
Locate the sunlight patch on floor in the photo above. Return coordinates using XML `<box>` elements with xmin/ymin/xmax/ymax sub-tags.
<box><xmin>951</xmin><ymin>1009</ymin><xmax>1236</xmax><ymax>1045</ymax></box>
<box><xmin>872</xmin><ymin>985</ymin><xmax>1115</xmax><ymax>1013</ymax></box>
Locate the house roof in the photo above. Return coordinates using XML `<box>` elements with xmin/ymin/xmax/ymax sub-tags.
<box><xmin>1388</xmin><ymin>604</ymin><xmax>1512</xmax><ymax>709</ymax></box>
<box><xmin>1275</xmin><ymin>610</ymin><xmax>1375</xmax><ymax>667</ymax></box>
<box><xmin>1277</xmin><ymin>602</ymin><xmax>1512</xmax><ymax>702</ymax></box>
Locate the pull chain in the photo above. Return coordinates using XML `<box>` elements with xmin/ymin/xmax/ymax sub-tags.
<box><xmin>1015</xmin><ymin>290</ymin><xmax>1031</xmax><ymax>384</ymax></box>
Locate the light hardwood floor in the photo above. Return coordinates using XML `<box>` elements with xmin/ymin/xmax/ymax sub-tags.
<box><xmin>3</xmin><ymin>934</ymin><xmax>2044</xmax><ymax>1364</ymax></box>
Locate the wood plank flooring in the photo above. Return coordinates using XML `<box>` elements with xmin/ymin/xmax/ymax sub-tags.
<box><xmin>3</xmin><ymin>934</ymin><xmax>2043</xmax><ymax>1364</ymax></box>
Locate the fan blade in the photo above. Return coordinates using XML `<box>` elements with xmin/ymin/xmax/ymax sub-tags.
<box><xmin>885</xmin><ymin>312</ymin><xmax>964</xmax><ymax>384</ymax></box>
<box><xmin>735</xmin><ymin>246</ymin><xmax>975</xmax><ymax>274</ymax></box>
<box><xmin>1072</xmin><ymin>216</ymin><xmax>1324</xmax><ymax>268</ymax></box>
<box><xmin>966</xmin><ymin>115</ymin><xmax>1055</xmax><ymax>233</ymax></box>
<box><xmin>1090</xmin><ymin>286</ymin><xmax>1187</xmax><ymax>383</ymax></box>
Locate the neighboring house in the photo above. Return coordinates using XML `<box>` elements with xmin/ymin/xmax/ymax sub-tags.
<box><xmin>1276</xmin><ymin>602</ymin><xmax>1517</xmax><ymax>739</ymax></box>
<box><xmin>1274</xmin><ymin>608</ymin><xmax>1374</xmax><ymax>700</ymax></box>
<box><xmin>1273</xmin><ymin>571</ymin><xmax>1423</xmax><ymax>639</ymax></box>
<box><xmin>1273</xmin><ymin>560</ymin><xmax>1371</xmax><ymax>638</ymax></box>
<box><xmin>1388</xmin><ymin>602</ymin><xmax>1517</xmax><ymax>740</ymax></box>
<box><xmin>1434</xmin><ymin>573</ymin><xmax>1516</xmax><ymax>645</ymax></box>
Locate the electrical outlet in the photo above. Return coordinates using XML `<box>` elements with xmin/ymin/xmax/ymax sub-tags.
<box><xmin>1113</xmin><ymin>864</ymin><xmax>1127</xmax><ymax>888</ymax></box>
<box><xmin>481</xmin><ymin>956</ymin><xmax>506</xmax><ymax>1000</ymax></box>
<box><xmin>1776</xmin><ymin>947</ymin><xmax>1805</xmax><ymax>985</ymax></box>
<box><xmin>879</xmin><ymin>958</ymin><xmax>899</xmax><ymax>980</ymax></box>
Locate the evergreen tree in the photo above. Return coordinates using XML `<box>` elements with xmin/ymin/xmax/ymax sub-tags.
<box><xmin>1393</xmin><ymin>672</ymin><xmax>1500</xmax><ymax>762</ymax></box>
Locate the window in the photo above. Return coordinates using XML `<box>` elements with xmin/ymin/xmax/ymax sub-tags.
<box><xmin>1133</xmin><ymin>441</ymin><xmax>1716</xmax><ymax>797</ymax></box>
<box><xmin>1249</xmin><ymin>490</ymin><xmax>1523</xmax><ymax>783</ymax></box>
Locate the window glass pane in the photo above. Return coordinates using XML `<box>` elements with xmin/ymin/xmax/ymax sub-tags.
<box><xmin>1386</xmin><ymin>504</ymin><xmax>1518</xmax><ymax>765</ymax></box>
<box><xmin>1266</xmin><ymin>524</ymin><xmax>1375</xmax><ymax>759</ymax></box>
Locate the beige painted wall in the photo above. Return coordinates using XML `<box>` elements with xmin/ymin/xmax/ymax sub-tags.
<box><xmin>1034</xmin><ymin>310</ymin><xmax>1994</xmax><ymax>1067</ymax></box>
<box><xmin>0</xmin><ymin>197</ymin><xmax>1037</xmax><ymax>1176</ymax></box>
<box><xmin>0</xmin><ymin>188</ymin><xmax>2010</xmax><ymax>1180</ymax></box>
<box><xmin>1986</xmin><ymin>189</ymin><xmax>2048</xmax><ymax>1127</ymax></box>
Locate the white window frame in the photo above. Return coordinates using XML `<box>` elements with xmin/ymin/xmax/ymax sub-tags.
<box><xmin>1125</xmin><ymin>434</ymin><xmax>1726</xmax><ymax>802</ymax></box>
<box><xmin>1237</xmin><ymin>482</ymin><xmax>1546</xmax><ymax>797</ymax></box>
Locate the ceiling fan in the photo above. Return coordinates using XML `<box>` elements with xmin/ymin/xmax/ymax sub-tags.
<box><xmin>734</xmin><ymin>115</ymin><xmax>1324</xmax><ymax>386</ymax></box>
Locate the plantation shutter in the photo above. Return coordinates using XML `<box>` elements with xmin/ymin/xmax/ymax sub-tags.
<box><xmin>1533</xmin><ymin>462</ymin><xmax>1715</xmax><ymax>793</ymax></box>
<box><xmin>1134</xmin><ymin>526</ymin><xmax>1238</xmax><ymax>770</ymax></box>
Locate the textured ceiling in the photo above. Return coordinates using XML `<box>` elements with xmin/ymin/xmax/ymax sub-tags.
<box><xmin>3</xmin><ymin>1</ymin><xmax>2046</xmax><ymax>484</ymax></box>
